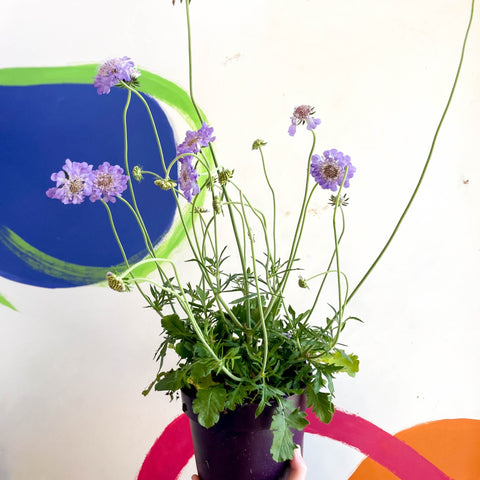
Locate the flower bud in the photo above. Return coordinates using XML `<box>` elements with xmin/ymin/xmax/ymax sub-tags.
<box><xmin>298</xmin><ymin>276</ymin><xmax>309</xmax><ymax>289</ymax></box>
<box><xmin>252</xmin><ymin>139</ymin><xmax>267</xmax><ymax>150</ymax></box>
<box><xmin>132</xmin><ymin>166</ymin><xmax>144</xmax><ymax>182</ymax></box>
<box><xmin>107</xmin><ymin>272</ymin><xmax>126</xmax><ymax>292</ymax></box>
<box><xmin>218</xmin><ymin>169</ymin><xmax>233</xmax><ymax>186</ymax></box>
<box><xmin>213</xmin><ymin>196</ymin><xmax>222</xmax><ymax>214</ymax></box>
<box><xmin>154</xmin><ymin>178</ymin><xmax>177</xmax><ymax>190</ymax></box>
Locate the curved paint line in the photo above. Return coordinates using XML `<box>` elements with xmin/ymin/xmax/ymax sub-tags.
<box><xmin>305</xmin><ymin>409</ymin><xmax>453</xmax><ymax>480</ymax></box>
<box><xmin>0</xmin><ymin>65</ymin><xmax>212</xmax><ymax>282</ymax></box>
<box><xmin>0</xmin><ymin>292</ymin><xmax>17</xmax><ymax>311</ymax></box>
<box><xmin>139</xmin><ymin>409</ymin><xmax>454</xmax><ymax>480</ymax></box>
<box><xmin>137</xmin><ymin>414</ymin><xmax>193</xmax><ymax>480</ymax></box>
<box><xmin>0</xmin><ymin>225</ymin><xmax>141</xmax><ymax>286</ymax></box>
<box><xmin>349</xmin><ymin>418</ymin><xmax>480</xmax><ymax>480</ymax></box>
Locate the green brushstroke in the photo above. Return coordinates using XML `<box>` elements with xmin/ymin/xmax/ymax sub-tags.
<box><xmin>0</xmin><ymin>292</ymin><xmax>17</xmax><ymax>311</ymax></box>
<box><xmin>0</xmin><ymin>65</ymin><xmax>212</xmax><ymax>285</ymax></box>
<box><xmin>0</xmin><ymin>226</ymin><xmax>121</xmax><ymax>285</ymax></box>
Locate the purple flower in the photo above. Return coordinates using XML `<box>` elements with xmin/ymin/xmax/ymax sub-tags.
<box><xmin>288</xmin><ymin>105</ymin><xmax>321</xmax><ymax>136</ymax></box>
<box><xmin>177</xmin><ymin>122</ymin><xmax>216</xmax><ymax>157</ymax></box>
<box><xmin>178</xmin><ymin>157</ymin><xmax>200</xmax><ymax>202</ymax></box>
<box><xmin>89</xmin><ymin>162</ymin><xmax>129</xmax><ymax>203</ymax></box>
<box><xmin>93</xmin><ymin>57</ymin><xmax>140</xmax><ymax>95</ymax></box>
<box><xmin>310</xmin><ymin>149</ymin><xmax>356</xmax><ymax>192</ymax></box>
<box><xmin>46</xmin><ymin>159</ymin><xmax>94</xmax><ymax>204</ymax></box>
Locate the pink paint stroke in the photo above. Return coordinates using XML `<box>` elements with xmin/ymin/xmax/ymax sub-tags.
<box><xmin>138</xmin><ymin>409</ymin><xmax>453</xmax><ymax>480</ymax></box>
<box><xmin>137</xmin><ymin>414</ymin><xmax>193</xmax><ymax>480</ymax></box>
<box><xmin>305</xmin><ymin>409</ymin><xmax>453</xmax><ymax>480</ymax></box>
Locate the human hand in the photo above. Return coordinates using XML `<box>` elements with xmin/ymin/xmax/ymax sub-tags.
<box><xmin>191</xmin><ymin>447</ymin><xmax>307</xmax><ymax>480</ymax></box>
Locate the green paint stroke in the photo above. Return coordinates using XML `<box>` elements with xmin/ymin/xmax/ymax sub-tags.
<box><xmin>0</xmin><ymin>65</ymin><xmax>211</xmax><ymax>284</ymax></box>
<box><xmin>0</xmin><ymin>292</ymin><xmax>17</xmax><ymax>311</ymax></box>
<box><xmin>0</xmin><ymin>226</ymin><xmax>115</xmax><ymax>285</ymax></box>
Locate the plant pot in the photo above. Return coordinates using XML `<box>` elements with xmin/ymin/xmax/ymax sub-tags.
<box><xmin>181</xmin><ymin>389</ymin><xmax>306</xmax><ymax>480</ymax></box>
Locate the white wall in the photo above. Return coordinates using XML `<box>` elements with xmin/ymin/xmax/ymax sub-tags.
<box><xmin>1</xmin><ymin>0</ymin><xmax>479</xmax><ymax>479</ymax></box>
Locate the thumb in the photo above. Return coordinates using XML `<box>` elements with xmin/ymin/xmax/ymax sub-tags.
<box><xmin>288</xmin><ymin>447</ymin><xmax>307</xmax><ymax>480</ymax></box>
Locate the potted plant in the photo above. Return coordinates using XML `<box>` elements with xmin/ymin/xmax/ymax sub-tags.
<box><xmin>45</xmin><ymin>0</ymin><xmax>475</xmax><ymax>478</ymax></box>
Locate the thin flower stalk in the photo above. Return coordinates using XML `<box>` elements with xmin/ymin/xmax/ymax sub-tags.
<box><xmin>122</xmin><ymin>82</ymin><xmax>168</xmax><ymax>176</ymax></box>
<box><xmin>257</xmin><ymin>145</ymin><xmax>278</xmax><ymax>275</ymax></box>
<box><xmin>305</xmin><ymin>206</ymin><xmax>346</xmax><ymax>323</ymax></box>
<box><xmin>265</xmin><ymin>130</ymin><xmax>317</xmax><ymax>320</ymax></box>
<box><xmin>331</xmin><ymin>169</ymin><xmax>348</xmax><ymax>346</ymax></box>
<box><xmin>239</xmin><ymin>192</ymin><xmax>269</xmax><ymax>377</ymax></box>
<box><xmin>345</xmin><ymin>0</ymin><xmax>476</xmax><ymax>307</ymax></box>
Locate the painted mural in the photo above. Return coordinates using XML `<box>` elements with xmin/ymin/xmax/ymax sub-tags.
<box><xmin>0</xmin><ymin>65</ymin><xmax>204</xmax><ymax>296</ymax></box>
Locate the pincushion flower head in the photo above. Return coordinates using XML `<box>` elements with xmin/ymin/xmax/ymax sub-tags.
<box><xmin>310</xmin><ymin>149</ymin><xmax>356</xmax><ymax>191</ymax></box>
<box><xmin>47</xmin><ymin>160</ymin><xmax>128</xmax><ymax>204</ymax></box>
<box><xmin>46</xmin><ymin>159</ymin><xmax>94</xmax><ymax>204</ymax></box>
<box><xmin>89</xmin><ymin>162</ymin><xmax>129</xmax><ymax>203</ymax></box>
<box><xmin>177</xmin><ymin>122</ymin><xmax>216</xmax><ymax>157</ymax></box>
<box><xmin>288</xmin><ymin>105</ymin><xmax>321</xmax><ymax>136</ymax></box>
<box><xmin>178</xmin><ymin>157</ymin><xmax>200</xmax><ymax>202</ymax></box>
<box><xmin>93</xmin><ymin>57</ymin><xmax>140</xmax><ymax>95</ymax></box>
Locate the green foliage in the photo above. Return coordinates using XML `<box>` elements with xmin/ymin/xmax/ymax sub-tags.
<box><xmin>193</xmin><ymin>386</ymin><xmax>227</xmax><ymax>428</ymax></box>
<box><xmin>271</xmin><ymin>402</ymin><xmax>309</xmax><ymax>462</ymax></box>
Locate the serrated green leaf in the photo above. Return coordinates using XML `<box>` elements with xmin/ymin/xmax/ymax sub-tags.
<box><xmin>154</xmin><ymin>369</ymin><xmax>185</xmax><ymax>392</ymax></box>
<box><xmin>192</xmin><ymin>386</ymin><xmax>226</xmax><ymax>428</ymax></box>
<box><xmin>270</xmin><ymin>410</ymin><xmax>294</xmax><ymax>462</ymax></box>
<box><xmin>161</xmin><ymin>314</ymin><xmax>191</xmax><ymax>339</ymax></box>
<box><xmin>322</xmin><ymin>350</ymin><xmax>359</xmax><ymax>377</ymax></box>
<box><xmin>305</xmin><ymin>385</ymin><xmax>334</xmax><ymax>423</ymax></box>
<box><xmin>270</xmin><ymin>406</ymin><xmax>308</xmax><ymax>462</ymax></box>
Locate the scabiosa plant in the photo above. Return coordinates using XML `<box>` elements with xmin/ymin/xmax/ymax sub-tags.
<box><xmin>310</xmin><ymin>149</ymin><xmax>356</xmax><ymax>191</ymax></box>
<box><xmin>288</xmin><ymin>105</ymin><xmax>321</xmax><ymax>136</ymax></box>
<box><xmin>93</xmin><ymin>56</ymin><xmax>140</xmax><ymax>95</ymax></box>
<box><xmin>90</xmin><ymin>162</ymin><xmax>129</xmax><ymax>203</ymax></box>
<box><xmin>46</xmin><ymin>159</ymin><xmax>94</xmax><ymax>205</ymax></box>
<box><xmin>43</xmin><ymin>0</ymin><xmax>474</xmax><ymax>466</ymax></box>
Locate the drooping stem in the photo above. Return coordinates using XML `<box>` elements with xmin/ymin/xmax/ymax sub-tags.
<box><xmin>346</xmin><ymin>0</ymin><xmax>476</xmax><ymax>305</ymax></box>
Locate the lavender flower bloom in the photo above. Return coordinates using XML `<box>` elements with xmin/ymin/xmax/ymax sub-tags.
<box><xmin>310</xmin><ymin>149</ymin><xmax>356</xmax><ymax>192</ymax></box>
<box><xmin>288</xmin><ymin>105</ymin><xmax>321</xmax><ymax>136</ymax></box>
<box><xmin>177</xmin><ymin>122</ymin><xmax>216</xmax><ymax>157</ymax></box>
<box><xmin>46</xmin><ymin>159</ymin><xmax>94</xmax><ymax>204</ymax></box>
<box><xmin>178</xmin><ymin>157</ymin><xmax>200</xmax><ymax>202</ymax></box>
<box><xmin>93</xmin><ymin>57</ymin><xmax>140</xmax><ymax>95</ymax></box>
<box><xmin>90</xmin><ymin>162</ymin><xmax>129</xmax><ymax>203</ymax></box>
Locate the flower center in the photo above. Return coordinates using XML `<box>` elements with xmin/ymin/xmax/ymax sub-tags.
<box><xmin>321</xmin><ymin>162</ymin><xmax>341</xmax><ymax>181</ymax></box>
<box><xmin>293</xmin><ymin>105</ymin><xmax>312</xmax><ymax>121</ymax></box>
<box><xmin>96</xmin><ymin>172</ymin><xmax>114</xmax><ymax>191</ymax></box>
<box><xmin>68</xmin><ymin>177</ymin><xmax>84</xmax><ymax>194</ymax></box>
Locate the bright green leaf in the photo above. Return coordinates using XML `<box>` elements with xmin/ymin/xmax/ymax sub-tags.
<box><xmin>322</xmin><ymin>350</ymin><xmax>359</xmax><ymax>377</ymax></box>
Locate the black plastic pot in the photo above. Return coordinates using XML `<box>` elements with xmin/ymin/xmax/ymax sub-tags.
<box><xmin>181</xmin><ymin>389</ymin><xmax>306</xmax><ymax>480</ymax></box>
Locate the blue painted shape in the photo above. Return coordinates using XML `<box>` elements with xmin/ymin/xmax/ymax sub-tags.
<box><xmin>0</xmin><ymin>83</ymin><xmax>177</xmax><ymax>288</ymax></box>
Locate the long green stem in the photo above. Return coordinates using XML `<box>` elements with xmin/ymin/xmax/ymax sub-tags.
<box><xmin>258</xmin><ymin>146</ymin><xmax>278</xmax><ymax>275</ymax></box>
<box><xmin>346</xmin><ymin>0</ymin><xmax>476</xmax><ymax>305</ymax></box>
<box><xmin>265</xmin><ymin>131</ymin><xmax>317</xmax><ymax>319</ymax></box>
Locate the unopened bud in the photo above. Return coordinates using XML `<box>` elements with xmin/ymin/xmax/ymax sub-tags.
<box><xmin>252</xmin><ymin>139</ymin><xmax>267</xmax><ymax>150</ymax></box>
<box><xmin>212</xmin><ymin>196</ymin><xmax>222</xmax><ymax>214</ymax></box>
<box><xmin>218</xmin><ymin>169</ymin><xmax>233</xmax><ymax>186</ymax></box>
<box><xmin>298</xmin><ymin>276</ymin><xmax>309</xmax><ymax>289</ymax></box>
<box><xmin>107</xmin><ymin>272</ymin><xmax>126</xmax><ymax>292</ymax></box>
<box><xmin>154</xmin><ymin>178</ymin><xmax>177</xmax><ymax>190</ymax></box>
<box><xmin>132</xmin><ymin>166</ymin><xmax>143</xmax><ymax>182</ymax></box>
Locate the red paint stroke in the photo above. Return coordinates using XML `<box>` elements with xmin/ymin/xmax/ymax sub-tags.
<box><xmin>138</xmin><ymin>409</ymin><xmax>453</xmax><ymax>480</ymax></box>
<box><xmin>137</xmin><ymin>414</ymin><xmax>193</xmax><ymax>480</ymax></box>
<box><xmin>305</xmin><ymin>409</ymin><xmax>453</xmax><ymax>480</ymax></box>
